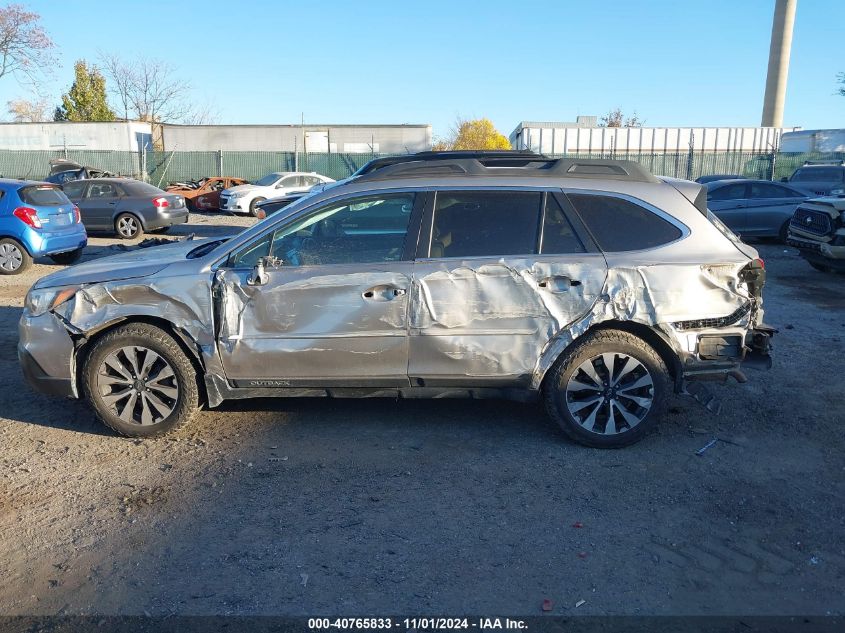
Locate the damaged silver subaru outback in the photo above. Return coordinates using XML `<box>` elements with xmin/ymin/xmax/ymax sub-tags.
<box><xmin>19</xmin><ymin>152</ymin><xmax>773</xmax><ymax>447</ymax></box>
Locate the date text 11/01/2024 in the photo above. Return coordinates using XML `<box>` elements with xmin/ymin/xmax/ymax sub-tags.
<box><xmin>308</xmin><ymin>618</ymin><xmax>528</xmax><ymax>630</ymax></box>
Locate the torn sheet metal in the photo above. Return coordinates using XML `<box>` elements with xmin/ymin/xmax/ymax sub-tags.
<box><xmin>409</xmin><ymin>256</ymin><xmax>607</xmax><ymax>381</ymax></box>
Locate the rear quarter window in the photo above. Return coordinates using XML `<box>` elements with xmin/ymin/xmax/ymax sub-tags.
<box><xmin>18</xmin><ymin>185</ymin><xmax>70</xmax><ymax>206</ymax></box>
<box><xmin>567</xmin><ymin>193</ymin><xmax>683</xmax><ymax>252</ymax></box>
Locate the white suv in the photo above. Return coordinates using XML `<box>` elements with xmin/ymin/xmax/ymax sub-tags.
<box><xmin>220</xmin><ymin>171</ymin><xmax>334</xmax><ymax>216</ymax></box>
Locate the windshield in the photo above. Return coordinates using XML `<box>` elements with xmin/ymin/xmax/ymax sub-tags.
<box><xmin>792</xmin><ymin>167</ymin><xmax>844</xmax><ymax>182</ymax></box>
<box><xmin>254</xmin><ymin>173</ymin><xmax>282</xmax><ymax>187</ymax></box>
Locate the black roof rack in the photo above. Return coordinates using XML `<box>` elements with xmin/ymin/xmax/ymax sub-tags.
<box><xmin>353</xmin><ymin>150</ymin><xmax>546</xmax><ymax>176</ymax></box>
<box><xmin>354</xmin><ymin>152</ymin><xmax>658</xmax><ymax>184</ymax></box>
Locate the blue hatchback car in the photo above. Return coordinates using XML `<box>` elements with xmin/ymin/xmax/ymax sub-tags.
<box><xmin>0</xmin><ymin>179</ymin><xmax>88</xmax><ymax>275</ymax></box>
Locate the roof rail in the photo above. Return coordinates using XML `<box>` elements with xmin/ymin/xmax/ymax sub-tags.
<box><xmin>802</xmin><ymin>160</ymin><xmax>845</xmax><ymax>167</ymax></box>
<box><xmin>353</xmin><ymin>150</ymin><xmax>546</xmax><ymax>176</ymax></box>
<box><xmin>355</xmin><ymin>154</ymin><xmax>659</xmax><ymax>184</ymax></box>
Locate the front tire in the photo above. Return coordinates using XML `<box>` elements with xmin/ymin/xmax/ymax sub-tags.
<box><xmin>0</xmin><ymin>238</ymin><xmax>32</xmax><ymax>274</ymax></box>
<box><xmin>49</xmin><ymin>248</ymin><xmax>83</xmax><ymax>265</ymax></box>
<box><xmin>543</xmin><ymin>329</ymin><xmax>670</xmax><ymax>448</ymax></box>
<box><xmin>82</xmin><ymin>323</ymin><xmax>200</xmax><ymax>437</ymax></box>
<box><xmin>248</xmin><ymin>197</ymin><xmax>265</xmax><ymax>217</ymax></box>
<box><xmin>115</xmin><ymin>213</ymin><xmax>144</xmax><ymax>240</ymax></box>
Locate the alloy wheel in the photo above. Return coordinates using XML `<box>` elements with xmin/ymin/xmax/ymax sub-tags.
<box><xmin>96</xmin><ymin>346</ymin><xmax>179</xmax><ymax>426</ymax></box>
<box><xmin>565</xmin><ymin>352</ymin><xmax>654</xmax><ymax>435</ymax></box>
<box><xmin>117</xmin><ymin>216</ymin><xmax>139</xmax><ymax>238</ymax></box>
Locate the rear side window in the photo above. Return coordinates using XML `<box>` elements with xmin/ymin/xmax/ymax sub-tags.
<box><xmin>430</xmin><ymin>191</ymin><xmax>541</xmax><ymax>258</ymax></box>
<box><xmin>61</xmin><ymin>181</ymin><xmax>85</xmax><ymax>199</ymax></box>
<box><xmin>540</xmin><ymin>195</ymin><xmax>585</xmax><ymax>254</ymax></box>
<box><xmin>707</xmin><ymin>183</ymin><xmax>747</xmax><ymax>201</ymax></box>
<box><xmin>567</xmin><ymin>193</ymin><xmax>683</xmax><ymax>252</ymax></box>
<box><xmin>18</xmin><ymin>185</ymin><xmax>70</xmax><ymax>206</ymax></box>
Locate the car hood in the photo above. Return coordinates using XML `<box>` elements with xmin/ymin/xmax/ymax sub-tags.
<box><xmin>223</xmin><ymin>184</ymin><xmax>263</xmax><ymax>194</ymax></box>
<box><xmin>33</xmin><ymin>239</ymin><xmax>205</xmax><ymax>289</ymax></box>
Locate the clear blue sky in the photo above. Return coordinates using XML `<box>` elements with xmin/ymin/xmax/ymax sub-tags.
<box><xmin>2</xmin><ymin>0</ymin><xmax>843</xmax><ymax>137</ymax></box>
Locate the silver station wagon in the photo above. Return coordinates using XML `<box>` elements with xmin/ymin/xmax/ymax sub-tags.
<box><xmin>19</xmin><ymin>152</ymin><xmax>773</xmax><ymax>447</ymax></box>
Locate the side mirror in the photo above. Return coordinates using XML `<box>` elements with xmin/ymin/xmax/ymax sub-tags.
<box><xmin>780</xmin><ymin>177</ymin><xmax>788</xmax><ymax>182</ymax></box>
<box><xmin>247</xmin><ymin>258</ymin><xmax>270</xmax><ymax>286</ymax></box>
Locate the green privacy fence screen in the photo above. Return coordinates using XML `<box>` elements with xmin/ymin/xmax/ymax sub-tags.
<box><xmin>1</xmin><ymin>149</ymin><xmax>843</xmax><ymax>184</ymax></box>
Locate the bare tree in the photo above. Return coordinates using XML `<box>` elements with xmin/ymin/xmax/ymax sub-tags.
<box><xmin>7</xmin><ymin>96</ymin><xmax>49</xmax><ymax>121</ymax></box>
<box><xmin>0</xmin><ymin>4</ymin><xmax>55</xmax><ymax>85</ymax></box>
<box><xmin>599</xmin><ymin>108</ymin><xmax>643</xmax><ymax>128</ymax></box>
<box><xmin>99</xmin><ymin>53</ymin><xmax>210</xmax><ymax>124</ymax></box>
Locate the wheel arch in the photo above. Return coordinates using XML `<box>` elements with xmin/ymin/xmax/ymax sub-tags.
<box><xmin>74</xmin><ymin>315</ymin><xmax>208</xmax><ymax>405</ymax></box>
<box><xmin>537</xmin><ymin>320</ymin><xmax>683</xmax><ymax>393</ymax></box>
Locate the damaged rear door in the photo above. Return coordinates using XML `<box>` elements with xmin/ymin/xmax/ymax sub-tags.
<box><xmin>409</xmin><ymin>189</ymin><xmax>607</xmax><ymax>387</ymax></box>
<box><xmin>214</xmin><ymin>191</ymin><xmax>424</xmax><ymax>387</ymax></box>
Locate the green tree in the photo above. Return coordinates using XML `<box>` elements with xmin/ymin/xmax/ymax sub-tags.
<box><xmin>434</xmin><ymin>117</ymin><xmax>512</xmax><ymax>151</ymax></box>
<box><xmin>599</xmin><ymin>107</ymin><xmax>643</xmax><ymax>128</ymax></box>
<box><xmin>837</xmin><ymin>72</ymin><xmax>845</xmax><ymax>96</ymax></box>
<box><xmin>54</xmin><ymin>60</ymin><xmax>114</xmax><ymax>122</ymax></box>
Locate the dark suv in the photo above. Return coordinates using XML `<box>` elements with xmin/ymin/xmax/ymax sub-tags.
<box><xmin>782</xmin><ymin>161</ymin><xmax>845</xmax><ymax>197</ymax></box>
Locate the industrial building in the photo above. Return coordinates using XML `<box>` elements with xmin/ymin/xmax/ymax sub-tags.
<box><xmin>0</xmin><ymin>121</ymin><xmax>152</xmax><ymax>152</ymax></box>
<box><xmin>159</xmin><ymin>123</ymin><xmax>432</xmax><ymax>153</ymax></box>
<box><xmin>510</xmin><ymin>120</ymin><xmax>801</xmax><ymax>155</ymax></box>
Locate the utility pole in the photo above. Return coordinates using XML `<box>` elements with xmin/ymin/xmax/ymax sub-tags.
<box><xmin>761</xmin><ymin>0</ymin><xmax>797</xmax><ymax>128</ymax></box>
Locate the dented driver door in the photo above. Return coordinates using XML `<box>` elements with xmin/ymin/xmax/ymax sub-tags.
<box><xmin>214</xmin><ymin>191</ymin><xmax>424</xmax><ymax>387</ymax></box>
<box><xmin>408</xmin><ymin>189</ymin><xmax>607</xmax><ymax>387</ymax></box>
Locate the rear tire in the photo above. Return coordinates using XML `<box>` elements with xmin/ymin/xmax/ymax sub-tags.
<box><xmin>49</xmin><ymin>248</ymin><xmax>83</xmax><ymax>265</ymax></box>
<box><xmin>0</xmin><ymin>238</ymin><xmax>32</xmax><ymax>275</ymax></box>
<box><xmin>778</xmin><ymin>221</ymin><xmax>790</xmax><ymax>243</ymax></box>
<box><xmin>115</xmin><ymin>213</ymin><xmax>144</xmax><ymax>240</ymax></box>
<box><xmin>248</xmin><ymin>197</ymin><xmax>265</xmax><ymax>217</ymax></box>
<box><xmin>543</xmin><ymin>329</ymin><xmax>670</xmax><ymax>448</ymax></box>
<box><xmin>82</xmin><ymin>323</ymin><xmax>199</xmax><ymax>437</ymax></box>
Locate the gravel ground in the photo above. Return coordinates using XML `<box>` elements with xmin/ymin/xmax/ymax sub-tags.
<box><xmin>0</xmin><ymin>213</ymin><xmax>843</xmax><ymax>616</ymax></box>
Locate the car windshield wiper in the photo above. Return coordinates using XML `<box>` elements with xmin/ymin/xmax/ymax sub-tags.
<box><xmin>186</xmin><ymin>239</ymin><xmax>227</xmax><ymax>259</ymax></box>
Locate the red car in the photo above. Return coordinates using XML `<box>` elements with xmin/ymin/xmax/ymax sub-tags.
<box><xmin>166</xmin><ymin>177</ymin><xmax>249</xmax><ymax>211</ymax></box>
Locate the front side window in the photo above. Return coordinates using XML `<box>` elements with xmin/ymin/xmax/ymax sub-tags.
<box><xmin>229</xmin><ymin>192</ymin><xmax>416</xmax><ymax>268</ymax></box>
<box><xmin>707</xmin><ymin>183</ymin><xmax>748</xmax><ymax>201</ymax></box>
<box><xmin>567</xmin><ymin>193</ymin><xmax>683</xmax><ymax>252</ymax></box>
<box><xmin>280</xmin><ymin>176</ymin><xmax>302</xmax><ymax>188</ymax></box>
<box><xmin>429</xmin><ymin>191</ymin><xmax>542</xmax><ymax>258</ymax></box>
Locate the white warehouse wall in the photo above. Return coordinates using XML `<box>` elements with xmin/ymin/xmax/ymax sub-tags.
<box><xmin>513</xmin><ymin>125</ymin><xmax>802</xmax><ymax>154</ymax></box>
<box><xmin>0</xmin><ymin>121</ymin><xmax>152</xmax><ymax>151</ymax></box>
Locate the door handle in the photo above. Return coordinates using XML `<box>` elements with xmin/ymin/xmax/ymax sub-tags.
<box><xmin>363</xmin><ymin>285</ymin><xmax>407</xmax><ymax>301</ymax></box>
<box><xmin>538</xmin><ymin>276</ymin><xmax>581</xmax><ymax>292</ymax></box>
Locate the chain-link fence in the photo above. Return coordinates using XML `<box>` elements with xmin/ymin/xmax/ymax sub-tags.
<box><xmin>1</xmin><ymin>148</ymin><xmax>843</xmax><ymax>185</ymax></box>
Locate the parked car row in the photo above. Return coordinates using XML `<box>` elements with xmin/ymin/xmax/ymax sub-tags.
<box><xmin>218</xmin><ymin>172</ymin><xmax>335</xmax><ymax>216</ymax></box>
<box><xmin>0</xmin><ymin>174</ymin><xmax>190</xmax><ymax>275</ymax></box>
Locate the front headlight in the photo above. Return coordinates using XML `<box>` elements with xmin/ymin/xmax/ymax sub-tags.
<box><xmin>24</xmin><ymin>286</ymin><xmax>79</xmax><ymax>317</ymax></box>
<box><xmin>229</xmin><ymin>191</ymin><xmax>247</xmax><ymax>199</ymax></box>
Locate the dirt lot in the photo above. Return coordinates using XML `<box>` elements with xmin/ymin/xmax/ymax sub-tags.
<box><xmin>0</xmin><ymin>213</ymin><xmax>843</xmax><ymax>617</ymax></box>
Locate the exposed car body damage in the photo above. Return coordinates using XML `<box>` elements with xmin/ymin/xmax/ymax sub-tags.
<box><xmin>18</xmin><ymin>155</ymin><xmax>774</xmax><ymax>444</ymax></box>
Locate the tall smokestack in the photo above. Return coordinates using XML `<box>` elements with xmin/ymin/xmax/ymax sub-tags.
<box><xmin>761</xmin><ymin>0</ymin><xmax>797</xmax><ymax>128</ymax></box>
